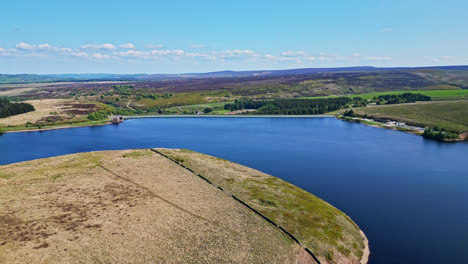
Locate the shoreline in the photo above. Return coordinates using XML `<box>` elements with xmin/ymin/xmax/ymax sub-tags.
<box><xmin>2</xmin><ymin>121</ymin><xmax>111</xmax><ymax>133</ymax></box>
<box><xmin>320</xmin><ymin>198</ymin><xmax>370</xmax><ymax>264</ymax></box>
<box><xmin>360</xmin><ymin>230</ymin><xmax>370</xmax><ymax>264</ymax></box>
<box><xmin>337</xmin><ymin>115</ymin><xmax>467</xmax><ymax>142</ymax></box>
<box><xmin>1</xmin><ymin>148</ymin><xmax>370</xmax><ymax>263</ymax></box>
<box><xmin>1</xmin><ymin>114</ymin><xmax>334</xmax><ymax>134</ymax></box>
<box><xmin>124</xmin><ymin>114</ymin><xmax>335</xmax><ymax>119</ymax></box>
<box><xmin>3</xmin><ymin>114</ymin><xmax>466</xmax><ymax>144</ymax></box>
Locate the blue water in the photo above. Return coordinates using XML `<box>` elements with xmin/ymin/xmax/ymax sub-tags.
<box><xmin>1</xmin><ymin>117</ymin><xmax>467</xmax><ymax>264</ymax></box>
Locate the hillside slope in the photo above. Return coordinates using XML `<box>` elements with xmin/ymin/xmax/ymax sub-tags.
<box><xmin>0</xmin><ymin>149</ymin><xmax>368</xmax><ymax>264</ymax></box>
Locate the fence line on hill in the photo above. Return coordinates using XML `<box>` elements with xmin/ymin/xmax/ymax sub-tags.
<box><xmin>150</xmin><ymin>148</ymin><xmax>321</xmax><ymax>264</ymax></box>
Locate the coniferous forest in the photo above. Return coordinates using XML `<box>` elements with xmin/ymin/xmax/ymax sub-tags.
<box><xmin>0</xmin><ymin>99</ymin><xmax>35</xmax><ymax>118</ymax></box>
<box><xmin>224</xmin><ymin>97</ymin><xmax>351</xmax><ymax>115</ymax></box>
<box><xmin>375</xmin><ymin>93</ymin><xmax>431</xmax><ymax>104</ymax></box>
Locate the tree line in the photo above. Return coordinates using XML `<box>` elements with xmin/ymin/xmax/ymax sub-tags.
<box><xmin>224</xmin><ymin>98</ymin><xmax>352</xmax><ymax>115</ymax></box>
<box><xmin>423</xmin><ymin>127</ymin><xmax>459</xmax><ymax>141</ymax></box>
<box><xmin>0</xmin><ymin>99</ymin><xmax>35</xmax><ymax>118</ymax></box>
<box><xmin>374</xmin><ymin>93</ymin><xmax>431</xmax><ymax>105</ymax></box>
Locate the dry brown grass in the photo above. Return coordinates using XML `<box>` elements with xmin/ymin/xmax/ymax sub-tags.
<box><xmin>0</xmin><ymin>88</ymin><xmax>36</xmax><ymax>97</ymax></box>
<box><xmin>0</xmin><ymin>149</ymin><xmax>308</xmax><ymax>264</ymax></box>
<box><xmin>0</xmin><ymin>99</ymin><xmax>97</xmax><ymax>126</ymax></box>
<box><xmin>158</xmin><ymin>149</ymin><xmax>368</xmax><ymax>264</ymax></box>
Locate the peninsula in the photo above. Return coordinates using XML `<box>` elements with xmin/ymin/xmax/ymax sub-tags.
<box><xmin>0</xmin><ymin>149</ymin><xmax>368</xmax><ymax>264</ymax></box>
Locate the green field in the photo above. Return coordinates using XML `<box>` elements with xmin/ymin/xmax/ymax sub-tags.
<box><xmin>166</xmin><ymin>101</ymin><xmax>231</xmax><ymax>114</ymax></box>
<box><xmin>355</xmin><ymin>101</ymin><xmax>468</xmax><ymax>133</ymax></box>
<box><xmin>0</xmin><ymin>119</ymin><xmax>110</xmax><ymax>133</ymax></box>
<box><xmin>300</xmin><ymin>89</ymin><xmax>468</xmax><ymax>101</ymax></box>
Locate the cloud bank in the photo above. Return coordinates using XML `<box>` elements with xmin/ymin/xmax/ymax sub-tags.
<box><xmin>1</xmin><ymin>42</ymin><xmax>399</xmax><ymax>67</ymax></box>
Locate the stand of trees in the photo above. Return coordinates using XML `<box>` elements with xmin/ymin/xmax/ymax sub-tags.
<box><xmin>422</xmin><ymin>127</ymin><xmax>459</xmax><ymax>141</ymax></box>
<box><xmin>224</xmin><ymin>97</ymin><xmax>351</xmax><ymax>115</ymax></box>
<box><xmin>0</xmin><ymin>99</ymin><xmax>35</xmax><ymax>118</ymax></box>
<box><xmin>342</xmin><ymin>109</ymin><xmax>357</xmax><ymax>117</ymax></box>
<box><xmin>374</xmin><ymin>93</ymin><xmax>431</xmax><ymax>104</ymax></box>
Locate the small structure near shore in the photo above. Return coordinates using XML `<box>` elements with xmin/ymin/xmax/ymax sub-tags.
<box><xmin>111</xmin><ymin>116</ymin><xmax>124</xmax><ymax>124</ymax></box>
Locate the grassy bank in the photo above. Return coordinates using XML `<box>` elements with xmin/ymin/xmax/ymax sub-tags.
<box><xmin>158</xmin><ymin>149</ymin><xmax>367</xmax><ymax>263</ymax></box>
<box><xmin>353</xmin><ymin>101</ymin><xmax>468</xmax><ymax>133</ymax></box>
<box><xmin>0</xmin><ymin>119</ymin><xmax>110</xmax><ymax>133</ymax></box>
<box><xmin>300</xmin><ymin>89</ymin><xmax>468</xmax><ymax>101</ymax></box>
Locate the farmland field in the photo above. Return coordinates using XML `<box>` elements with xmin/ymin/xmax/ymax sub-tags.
<box><xmin>355</xmin><ymin>101</ymin><xmax>468</xmax><ymax>133</ymax></box>
<box><xmin>165</xmin><ymin>101</ymin><xmax>231</xmax><ymax>114</ymax></box>
<box><xmin>301</xmin><ymin>89</ymin><xmax>468</xmax><ymax>101</ymax></box>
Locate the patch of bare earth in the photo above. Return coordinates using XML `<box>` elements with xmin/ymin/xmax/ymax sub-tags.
<box><xmin>0</xmin><ymin>150</ymin><xmax>303</xmax><ymax>263</ymax></box>
<box><xmin>225</xmin><ymin>109</ymin><xmax>258</xmax><ymax>115</ymax></box>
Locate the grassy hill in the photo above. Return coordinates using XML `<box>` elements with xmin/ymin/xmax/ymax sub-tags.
<box><xmin>159</xmin><ymin>149</ymin><xmax>368</xmax><ymax>263</ymax></box>
<box><xmin>301</xmin><ymin>89</ymin><xmax>468</xmax><ymax>101</ymax></box>
<box><xmin>2</xmin><ymin>69</ymin><xmax>468</xmax><ymax>101</ymax></box>
<box><xmin>0</xmin><ymin>149</ymin><xmax>368</xmax><ymax>264</ymax></box>
<box><xmin>354</xmin><ymin>101</ymin><xmax>468</xmax><ymax>133</ymax></box>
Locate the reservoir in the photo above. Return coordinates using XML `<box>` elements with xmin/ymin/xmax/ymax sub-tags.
<box><xmin>1</xmin><ymin>117</ymin><xmax>467</xmax><ymax>264</ymax></box>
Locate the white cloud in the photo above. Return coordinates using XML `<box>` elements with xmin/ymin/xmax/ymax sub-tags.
<box><xmin>91</xmin><ymin>53</ymin><xmax>111</xmax><ymax>59</ymax></box>
<box><xmin>0</xmin><ymin>47</ymin><xmax>19</xmax><ymax>56</ymax></box>
<box><xmin>381</xmin><ymin>28</ymin><xmax>393</xmax><ymax>32</ymax></box>
<box><xmin>281</xmin><ymin>51</ymin><xmax>306</xmax><ymax>57</ymax></box>
<box><xmin>119</xmin><ymin>43</ymin><xmax>136</xmax><ymax>49</ymax></box>
<box><xmin>5</xmin><ymin>42</ymin><xmax>400</xmax><ymax>66</ymax></box>
<box><xmin>16</xmin><ymin>42</ymin><xmax>72</xmax><ymax>52</ymax></box>
<box><xmin>24</xmin><ymin>53</ymin><xmax>47</xmax><ymax>58</ymax></box>
<box><xmin>222</xmin><ymin>49</ymin><xmax>256</xmax><ymax>56</ymax></box>
<box><xmin>69</xmin><ymin>52</ymin><xmax>88</xmax><ymax>58</ymax></box>
<box><xmin>151</xmin><ymin>49</ymin><xmax>185</xmax><ymax>56</ymax></box>
<box><xmin>113</xmin><ymin>50</ymin><xmax>150</xmax><ymax>58</ymax></box>
<box><xmin>81</xmin><ymin>43</ymin><xmax>116</xmax><ymax>50</ymax></box>
<box><xmin>16</xmin><ymin>42</ymin><xmax>50</xmax><ymax>50</ymax></box>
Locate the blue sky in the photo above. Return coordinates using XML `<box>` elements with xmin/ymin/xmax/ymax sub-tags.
<box><xmin>1</xmin><ymin>0</ymin><xmax>467</xmax><ymax>74</ymax></box>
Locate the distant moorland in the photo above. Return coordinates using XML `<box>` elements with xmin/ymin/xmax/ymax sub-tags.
<box><xmin>1</xmin><ymin>66</ymin><xmax>467</xmax><ymax>140</ymax></box>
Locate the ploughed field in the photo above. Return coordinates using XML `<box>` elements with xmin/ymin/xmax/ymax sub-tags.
<box><xmin>0</xmin><ymin>149</ymin><xmax>367</xmax><ymax>264</ymax></box>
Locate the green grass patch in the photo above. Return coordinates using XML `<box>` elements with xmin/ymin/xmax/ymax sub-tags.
<box><xmin>0</xmin><ymin>172</ymin><xmax>14</xmax><ymax>179</ymax></box>
<box><xmin>122</xmin><ymin>150</ymin><xmax>153</xmax><ymax>158</ymax></box>
<box><xmin>356</xmin><ymin>101</ymin><xmax>468</xmax><ymax>133</ymax></box>
<box><xmin>158</xmin><ymin>149</ymin><xmax>365</xmax><ymax>261</ymax></box>
<box><xmin>300</xmin><ymin>89</ymin><xmax>468</xmax><ymax>101</ymax></box>
<box><xmin>210</xmin><ymin>109</ymin><xmax>230</xmax><ymax>115</ymax></box>
<box><xmin>0</xmin><ymin>120</ymin><xmax>109</xmax><ymax>133</ymax></box>
<box><xmin>165</xmin><ymin>101</ymin><xmax>231</xmax><ymax>114</ymax></box>
<box><xmin>132</xmin><ymin>92</ymin><xmax>230</xmax><ymax>110</ymax></box>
